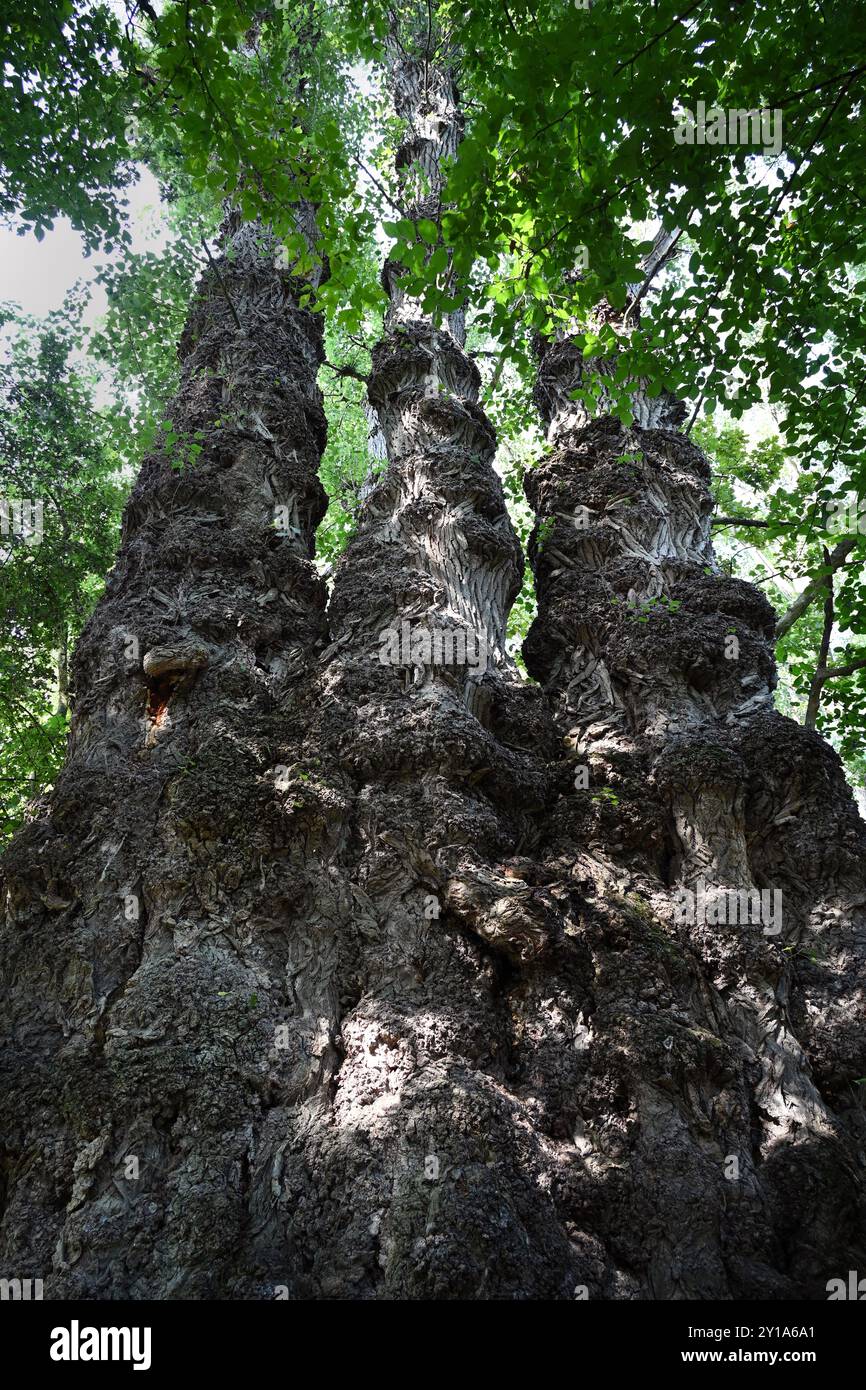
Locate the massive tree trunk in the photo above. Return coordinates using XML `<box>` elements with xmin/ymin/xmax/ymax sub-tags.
<box><xmin>521</xmin><ymin>319</ymin><xmax>866</xmax><ymax>1296</ymax></box>
<box><xmin>2</xmin><ymin>14</ymin><xmax>864</xmax><ymax>1302</ymax></box>
<box><xmin>262</xmin><ymin>15</ymin><xmax>588</xmax><ymax>1297</ymax></box>
<box><xmin>0</xmin><ymin>211</ymin><xmax>334</xmax><ymax>1297</ymax></box>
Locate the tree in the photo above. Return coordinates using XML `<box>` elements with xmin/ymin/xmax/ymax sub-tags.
<box><xmin>0</xmin><ymin>297</ymin><xmax>123</xmax><ymax>838</ymax></box>
<box><xmin>0</xmin><ymin>0</ymin><xmax>864</xmax><ymax>1300</ymax></box>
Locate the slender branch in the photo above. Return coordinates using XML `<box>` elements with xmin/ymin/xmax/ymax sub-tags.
<box><xmin>199</xmin><ymin>237</ymin><xmax>241</xmax><ymax>330</ymax></box>
<box><xmin>625</xmin><ymin>227</ymin><xmax>683</xmax><ymax>322</ymax></box>
<box><xmin>775</xmin><ymin>537</ymin><xmax>859</xmax><ymax>640</ymax></box>
<box><xmin>613</xmin><ymin>0</ymin><xmax>707</xmax><ymax>76</ymax></box>
<box><xmin>683</xmin><ymin>390</ymin><xmax>705</xmax><ymax>436</ymax></box>
<box><xmin>767</xmin><ymin>68</ymin><xmax>859</xmax><ymax>225</ymax></box>
<box><xmin>805</xmin><ymin>548</ymin><xmax>834</xmax><ymax>729</ymax></box>
<box><xmin>820</xmin><ymin>655</ymin><xmax>866</xmax><ymax>681</ymax></box>
<box><xmin>349</xmin><ymin>151</ymin><xmax>409</xmax><ymax>218</ymax></box>
<box><xmin>322</xmin><ymin>359</ymin><xmax>368</xmax><ymax>384</ymax></box>
<box><xmin>771</xmin><ymin>62</ymin><xmax>866</xmax><ymax>111</ymax></box>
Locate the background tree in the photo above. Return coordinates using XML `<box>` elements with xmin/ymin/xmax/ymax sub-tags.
<box><xmin>0</xmin><ymin>296</ymin><xmax>123</xmax><ymax>837</ymax></box>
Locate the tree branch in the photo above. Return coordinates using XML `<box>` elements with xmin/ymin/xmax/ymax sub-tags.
<box><xmin>322</xmin><ymin>359</ymin><xmax>368</xmax><ymax>385</ymax></box>
<box><xmin>820</xmin><ymin>655</ymin><xmax>866</xmax><ymax>681</ymax></box>
<box><xmin>775</xmin><ymin>537</ymin><xmax>859</xmax><ymax>640</ymax></box>
<box><xmin>805</xmin><ymin>547</ymin><xmax>834</xmax><ymax>729</ymax></box>
<box><xmin>713</xmin><ymin>516</ymin><xmax>776</xmax><ymax>529</ymax></box>
<box><xmin>199</xmin><ymin>237</ymin><xmax>241</xmax><ymax>330</ymax></box>
<box><xmin>625</xmin><ymin>226</ymin><xmax>683</xmax><ymax>321</ymax></box>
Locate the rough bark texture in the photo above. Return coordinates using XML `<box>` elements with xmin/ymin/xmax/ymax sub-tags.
<box><xmin>0</xmin><ymin>215</ymin><xmax>337</xmax><ymax>1297</ymax></box>
<box><xmin>520</xmin><ymin>329</ymin><xmax>866</xmax><ymax>1296</ymax></box>
<box><xmin>2</xmin><ymin>27</ymin><xmax>865</xmax><ymax>1301</ymax></box>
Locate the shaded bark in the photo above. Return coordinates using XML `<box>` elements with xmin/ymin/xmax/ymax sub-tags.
<box><xmin>277</xmin><ymin>14</ymin><xmax>586</xmax><ymax>1297</ymax></box>
<box><xmin>522</xmin><ymin>323</ymin><xmax>866</xmax><ymax>1295</ymax></box>
<box><xmin>0</xmin><ymin>213</ymin><xmax>334</xmax><ymax>1297</ymax></box>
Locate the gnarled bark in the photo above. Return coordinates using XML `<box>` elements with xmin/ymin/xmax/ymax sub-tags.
<box><xmin>0</xmin><ymin>213</ymin><xmax>336</xmax><ymax>1297</ymax></box>
<box><xmin>521</xmin><ymin>324</ymin><xmax>866</xmax><ymax>1296</ymax></box>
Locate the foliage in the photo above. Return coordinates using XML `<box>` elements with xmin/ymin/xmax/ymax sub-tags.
<box><xmin>696</xmin><ymin>413</ymin><xmax>866</xmax><ymax>789</ymax></box>
<box><xmin>0</xmin><ymin>0</ymin><xmax>130</xmax><ymax>245</ymax></box>
<box><xmin>0</xmin><ymin>297</ymin><xmax>124</xmax><ymax>836</ymax></box>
